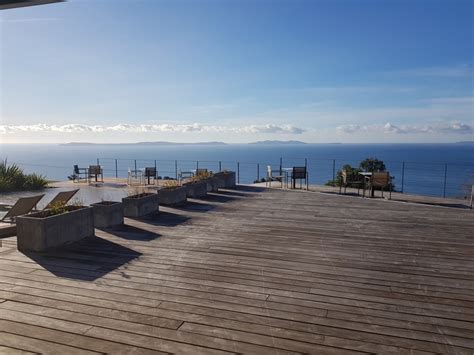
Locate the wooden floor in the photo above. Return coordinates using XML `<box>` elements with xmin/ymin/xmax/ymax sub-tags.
<box><xmin>0</xmin><ymin>186</ymin><xmax>473</xmax><ymax>354</ymax></box>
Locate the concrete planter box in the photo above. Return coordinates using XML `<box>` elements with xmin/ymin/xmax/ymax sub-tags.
<box><xmin>91</xmin><ymin>201</ymin><xmax>124</xmax><ymax>228</ymax></box>
<box><xmin>159</xmin><ymin>186</ymin><xmax>187</xmax><ymax>206</ymax></box>
<box><xmin>16</xmin><ymin>206</ymin><xmax>94</xmax><ymax>252</ymax></box>
<box><xmin>204</xmin><ymin>177</ymin><xmax>219</xmax><ymax>192</ymax></box>
<box><xmin>184</xmin><ymin>181</ymin><xmax>207</xmax><ymax>198</ymax></box>
<box><xmin>215</xmin><ymin>171</ymin><xmax>236</xmax><ymax>188</ymax></box>
<box><xmin>122</xmin><ymin>193</ymin><xmax>159</xmax><ymax>218</ymax></box>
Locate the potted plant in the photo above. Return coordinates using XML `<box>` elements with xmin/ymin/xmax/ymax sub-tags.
<box><xmin>183</xmin><ymin>176</ymin><xmax>207</xmax><ymax>198</ymax></box>
<box><xmin>122</xmin><ymin>190</ymin><xmax>159</xmax><ymax>218</ymax></box>
<box><xmin>91</xmin><ymin>200</ymin><xmax>124</xmax><ymax>228</ymax></box>
<box><xmin>16</xmin><ymin>201</ymin><xmax>94</xmax><ymax>252</ymax></box>
<box><xmin>195</xmin><ymin>171</ymin><xmax>219</xmax><ymax>192</ymax></box>
<box><xmin>214</xmin><ymin>170</ymin><xmax>236</xmax><ymax>188</ymax></box>
<box><xmin>158</xmin><ymin>180</ymin><xmax>187</xmax><ymax>206</ymax></box>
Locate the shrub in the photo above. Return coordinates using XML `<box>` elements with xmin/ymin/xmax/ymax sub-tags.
<box><xmin>24</xmin><ymin>173</ymin><xmax>48</xmax><ymax>190</ymax></box>
<box><xmin>326</xmin><ymin>164</ymin><xmax>362</xmax><ymax>187</ymax></box>
<box><xmin>196</xmin><ymin>171</ymin><xmax>213</xmax><ymax>179</ymax></box>
<box><xmin>0</xmin><ymin>159</ymin><xmax>48</xmax><ymax>192</ymax></box>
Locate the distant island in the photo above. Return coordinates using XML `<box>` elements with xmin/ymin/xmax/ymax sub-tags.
<box><xmin>61</xmin><ymin>141</ymin><xmax>227</xmax><ymax>146</ymax></box>
<box><xmin>61</xmin><ymin>140</ymin><xmax>310</xmax><ymax>146</ymax></box>
<box><xmin>249</xmin><ymin>140</ymin><xmax>307</xmax><ymax>145</ymax></box>
<box><xmin>456</xmin><ymin>141</ymin><xmax>474</xmax><ymax>144</ymax></box>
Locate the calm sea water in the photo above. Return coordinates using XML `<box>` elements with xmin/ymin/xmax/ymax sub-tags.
<box><xmin>1</xmin><ymin>143</ymin><xmax>473</xmax><ymax>198</ymax></box>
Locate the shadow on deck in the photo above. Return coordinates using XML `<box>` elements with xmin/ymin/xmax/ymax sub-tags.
<box><xmin>138</xmin><ymin>210</ymin><xmax>191</xmax><ymax>227</ymax></box>
<box><xmin>21</xmin><ymin>236</ymin><xmax>142</xmax><ymax>281</ymax></box>
<box><xmin>101</xmin><ymin>223</ymin><xmax>162</xmax><ymax>241</ymax></box>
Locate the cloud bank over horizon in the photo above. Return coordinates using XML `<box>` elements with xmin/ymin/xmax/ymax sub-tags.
<box><xmin>337</xmin><ymin>122</ymin><xmax>473</xmax><ymax>135</ymax></box>
<box><xmin>1</xmin><ymin>121</ymin><xmax>472</xmax><ymax>144</ymax></box>
<box><xmin>0</xmin><ymin>123</ymin><xmax>306</xmax><ymax>135</ymax></box>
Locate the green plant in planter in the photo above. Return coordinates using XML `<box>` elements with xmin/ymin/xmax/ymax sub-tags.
<box><xmin>163</xmin><ymin>180</ymin><xmax>181</xmax><ymax>189</ymax></box>
<box><xmin>195</xmin><ymin>171</ymin><xmax>213</xmax><ymax>180</ymax></box>
<box><xmin>188</xmin><ymin>175</ymin><xmax>207</xmax><ymax>183</ymax></box>
<box><xmin>48</xmin><ymin>201</ymin><xmax>70</xmax><ymax>216</ymax></box>
<box><xmin>41</xmin><ymin>198</ymin><xmax>85</xmax><ymax>217</ymax></box>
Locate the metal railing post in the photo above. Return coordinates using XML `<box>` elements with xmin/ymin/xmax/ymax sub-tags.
<box><xmin>97</xmin><ymin>158</ymin><xmax>100</xmax><ymax>165</ymax></box>
<box><xmin>175</xmin><ymin>160</ymin><xmax>178</xmax><ymax>180</ymax></box>
<box><xmin>237</xmin><ymin>162</ymin><xmax>240</xmax><ymax>184</ymax></box>
<box><xmin>332</xmin><ymin>159</ymin><xmax>336</xmax><ymax>181</ymax></box>
<box><xmin>219</xmin><ymin>161</ymin><xmax>222</xmax><ymax>172</ymax></box>
<box><xmin>154</xmin><ymin>159</ymin><xmax>157</xmax><ymax>170</ymax></box>
<box><xmin>401</xmin><ymin>161</ymin><xmax>405</xmax><ymax>193</ymax></box>
<box><xmin>443</xmin><ymin>163</ymin><xmax>447</xmax><ymax>198</ymax></box>
<box><xmin>196</xmin><ymin>160</ymin><xmax>199</xmax><ymax>170</ymax></box>
<box><xmin>257</xmin><ymin>163</ymin><xmax>260</xmax><ymax>181</ymax></box>
<box><xmin>279</xmin><ymin>157</ymin><xmax>282</xmax><ymax>175</ymax></box>
<box><xmin>115</xmin><ymin>159</ymin><xmax>118</xmax><ymax>178</ymax></box>
<box><xmin>134</xmin><ymin>159</ymin><xmax>137</xmax><ymax>172</ymax></box>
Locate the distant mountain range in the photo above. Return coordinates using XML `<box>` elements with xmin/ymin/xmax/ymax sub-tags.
<box><xmin>248</xmin><ymin>140</ymin><xmax>307</xmax><ymax>145</ymax></box>
<box><xmin>61</xmin><ymin>141</ymin><xmax>227</xmax><ymax>146</ymax></box>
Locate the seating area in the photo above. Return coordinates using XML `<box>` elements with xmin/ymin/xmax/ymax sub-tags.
<box><xmin>339</xmin><ymin>168</ymin><xmax>365</xmax><ymax>195</ymax></box>
<box><xmin>266</xmin><ymin>165</ymin><xmax>309</xmax><ymax>189</ymax></box>
<box><xmin>72</xmin><ymin>165</ymin><xmax>103</xmax><ymax>183</ymax></box>
<box><xmin>266</xmin><ymin>165</ymin><xmax>284</xmax><ymax>188</ymax></box>
<box><xmin>127</xmin><ymin>166</ymin><xmax>158</xmax><ymax>185</ymax></box>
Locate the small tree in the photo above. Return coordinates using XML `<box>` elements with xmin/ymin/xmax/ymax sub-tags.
<box><xmin>359</xmin><ymin>157</ymin><xmax>386</xmax><ymax>172</ymax></box>
<box><xmin>325</xmin><ymin>164</ymin><xmax>362</xmax><ymax>187</ymax></box>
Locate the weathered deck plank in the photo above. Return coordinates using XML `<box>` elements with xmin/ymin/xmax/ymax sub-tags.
<box><xmin>0</xmin><ymin>186</ymin><xmax>473</xmax><ymax>354</ymax></box>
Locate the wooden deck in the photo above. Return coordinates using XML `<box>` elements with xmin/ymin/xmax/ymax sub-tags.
<box><xmin>0</xmin><ymin>186</ymin><xmax>473</xmax><ymax>354</ymax></box>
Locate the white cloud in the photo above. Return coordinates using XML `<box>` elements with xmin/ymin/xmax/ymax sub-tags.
<box><xmin>0</xmin><ymin>123</ymin><xmax>306</xmax><ymax>135</ymax></box>
<box><xmin>337</xmin><ymin>122</ymin><xmax>474</xmax><ymax>135</ymax></box>
<box><xmin>234</xmin><ymin>124</ymin><xmax>305</xmax><ymax>134</ymax></box>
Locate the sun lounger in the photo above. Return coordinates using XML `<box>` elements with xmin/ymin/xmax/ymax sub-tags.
<box><xmin>44</xmin><ymin>189</ymin><xmax>79</xmax><ymax>210</ymax></box>
<box><xmin>1</xmin><ymin>194</ymin><xmax>45</xmax><ymax>222</ymax></box>
<box><xmin>0</xmin><ymin>194</ymin><xmax>44</xmax><ymax>238</ymax></box>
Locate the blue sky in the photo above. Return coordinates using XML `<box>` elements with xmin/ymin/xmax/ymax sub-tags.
<box><xmin>0</xmin><ymin>0</ymin><xmax>473</xmax><ymax>143</ymax></box>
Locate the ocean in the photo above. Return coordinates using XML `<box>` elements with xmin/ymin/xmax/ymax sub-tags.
<box><xmin>0</xmin><ymin>143</ymin><xmax>473</xmax><ymax>198</ymax></box>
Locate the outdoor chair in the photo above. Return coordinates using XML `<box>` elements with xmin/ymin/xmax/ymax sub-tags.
<box><xmin>339</xmin><ymin>169</ymin><xmax>365</xmax><ymax>196</ymax></box>
<box><xmin>266</xmin><ymin>165</ymin><xmax>284</xmax><ymax>188</ymax></box>
<box><xmin>127</xmin><ymin>168</ymin><xmax>142</xmax><ymax>185</ymax></box>
<box><xmin>178</xmin><ymin>170</ymin><xmax>194</xmax><ymax>183</ymax></box>
<box><xmin>144</xmin><ymin>167</ymin><xmax>158</xmax><ymax>185</ymax></box>
<box><xmin>88</xmin><ymin>165</ymin><xmax>103</xmax><ymax>183</ymax></box>
<box><xmin>44</xmin><ymin>189</ymin><xmax>79</xmax><ymax>210</ymax></box>
<box><xmin>73</xmin><ymin>165</ymin><xmax>88</xmax><ymax>182</ymax></box>
<box><xmin>291</xmin><ymin>166</ymin><xmax>308</xmax><ymax>190</ymax></box>
<box><xmin>367</xmin><ymin>171</ymin><xmax>392</xmax><ymax>199</ymax></box>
